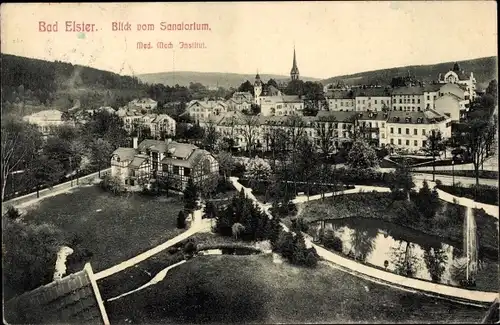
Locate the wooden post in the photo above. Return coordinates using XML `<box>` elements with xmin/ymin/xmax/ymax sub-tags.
<box><xmin>84</xmin><ymin>263</ymin><xmax>110</xmax><ymax>325</ymax></box>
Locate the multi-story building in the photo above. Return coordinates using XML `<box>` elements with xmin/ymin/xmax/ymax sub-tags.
<box><xmin>259</xmin><ymin>95</ymin><xmax>304</xmax><ymax>116</ymax></box>
<box><xmin>384</xmin><ymin>110</ymin><xmax>452</xmax><ymax>150</ymax></box>
<box><xmin>22</xmin><ymin>109</ymin><xmax>74</xmax><ymax>136</ymax></box>
<box><xmin>149</xmin><ymin>114</ymin><xmax>177</xmax><ymax>138</ymax></box>
<box><xmin>111</xmin><ymin>138</ymin><xmax>219</xmax><ymax>191</ymax></box>
<box><xmin>354</xmin><ymin>88</ymin><xmax>392</xmax><ymax>112</ymax></box>
<box><xmin>391</xmin><ymin>86</ymin><xmax>427</xmax><ymax>112</ymax></box>
<box><xmin>209</xmin><ymin>108</ymin><xmax>452</xmax><ymax>154</ymax></box>
<box><xmin>128</xmin><ymin>98</ymin><xmax>158</xmax><ymax>111</ymax></box>
<box><xmin>356</xmin><ymin>111</ymin><xmax>389</xmax><ymax>146</ymax></box>
<box><xmin>437</xmin><ymin>63</ymin><xmax>477</xmax><ymax>101</ymax></box>
<box><xmin>325</xmin><ymin>90</ymin><xmax>356</xmax><ymax>111</ymax></box>
<box><xmin>184</xmin><ymin>99</ymin><xmax>228</xmax><ymax>122</ymax></box>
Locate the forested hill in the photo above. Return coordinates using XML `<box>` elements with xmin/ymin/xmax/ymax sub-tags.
<box><xmin>1</xmin><ymin>53</ymin><xmax>148</xmax><ymax>116</ymax></box>
<box><xmin>137</xmin><ymin>71</ymin><xmax>321</xmax><ymax>89</ymax></box>
<box><xmin>322</xmin><ymin>56</ymin><xmax>497</xmax><ymax>89</ymax></box>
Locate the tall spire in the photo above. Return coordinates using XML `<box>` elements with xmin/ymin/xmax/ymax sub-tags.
<box><xmin>290</xmin><ymin>46</ymin><xmax>300</xmax><ymax>81</ymax></box>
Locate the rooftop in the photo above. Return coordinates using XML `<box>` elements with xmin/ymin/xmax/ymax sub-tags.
<box><xmin>112</xmin><ymin>147</ymin><xmax>137</xmax><ymax>161</ymax></box>
<box><xmin>4</xmin><ymin>266</ymin><xmax>105</xmax><ymax>324</ymax></box>
<box><xmin>387</xmin><ymin>109</ymin><xmax>447</xmax><ymax>124</ymax></box>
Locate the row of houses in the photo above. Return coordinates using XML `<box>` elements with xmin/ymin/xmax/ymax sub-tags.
<box><xmin>200</xmin><ymin>109</ymin><xmax>452</xmax><ymax>154</ymax></box>
<box><xmin>110</xmin><ymin>138</ymin><xmax>219</xmax><ymax>191</ymax></box>
<box><xmin>326</xmin><ymin>82</ymin><xmax>470</xmax><ymax>122</ymax></box>
<box><xmin>325</xmin><ymin>66</ymin><xmax>477</xmax><ymax>121</ymax></box>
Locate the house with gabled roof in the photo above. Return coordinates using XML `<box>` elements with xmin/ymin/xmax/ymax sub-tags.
<box><xmin>4</xmin><ymin>263</ymin><xmax>109</xmax><ymax>324</ymax></box>
<box><xmin>110</xmin><ymin>138</ymin><xmax>218</xmax><ymax>191</ymax></box>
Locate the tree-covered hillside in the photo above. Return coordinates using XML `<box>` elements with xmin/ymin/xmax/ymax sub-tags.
<box><xmin>322</xmin><ymin>56</ymin><xmax>497</xmax><ymax>88</ymax></box>
<box><xmin>1</xmin><ymin>54</ymin><xmax>149</xmax><ymax>116</ymax></box>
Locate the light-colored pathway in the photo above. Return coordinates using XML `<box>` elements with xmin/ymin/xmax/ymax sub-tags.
<box><xmin>94</xmin><ymin>207</ymin><xmax>209</xmax><ymax>280</ymax></box>
<box><xmin>229</xmin><ymin>177</ymin><xmax>499</xmax><ymax>305</ymax></box>
<box><xmin>107</xmin><ymin>260</ymin><xmax>187</xmax><ymax>302</ymax></box>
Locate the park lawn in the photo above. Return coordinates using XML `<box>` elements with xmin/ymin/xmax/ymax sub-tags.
<box><xmin>98</xmin><ymin>232</ymin><xmax>265</xmax><ymax>301</ymax></box>
<box><xmin>22</xmin><ymin>185</ymin><xmax>185</xmax><ymax>273</ymax></box>
<box><xmin>297</xmin><ymin>192</ymin><xmax>499</xmax><ymax>253</ymax></box>
<box><xmin>105</xmin><ymin>254</ymin><xmax>487</xmax><ymax>324</ymax></box>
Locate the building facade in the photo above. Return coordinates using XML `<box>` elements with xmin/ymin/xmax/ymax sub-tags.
<box><xmin>110</xmin><ymin>138</ymin><xmax>219</xmax><ymax>191</ymax></box>
<box><xmin>22</xmin><ymin>109</ymin><xmax>74</xmax><ymax>136</ymax></box>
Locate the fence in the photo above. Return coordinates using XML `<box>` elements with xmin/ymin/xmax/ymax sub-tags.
<box><xmin>2</xmin><ymin>168</ymin><xmax>111</xmax><ymax>210</ymax></box>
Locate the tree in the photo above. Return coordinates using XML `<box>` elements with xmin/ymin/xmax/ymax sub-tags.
<box><xmin>414</xmin><ymin>180</ymin><xmax>441</xmax><ymax>221</ymax></box>
<box><xmin>232</xmin><ymin>222</ymin><xmax>245</xmax><ymax>240</ymax></box>
<box><xmin>217</xmin><ymin>151</ymin><xmax>234</xmax><ymax>180</ymax></box>
<box><xmin>245</xmin><ymin>157</ymin><xmax>272</xmax><ymax>184</ymax></box>
<box><xmin>460</xmin><ymin>114</ymin><xmax>496</xmax><ymax>194</ymax></box>
<box><xmin>389</xmin><ymin>159</ymin><xmax>415</xmax><ymax>201</ymax></box>
<box><xmin>424</xmin><ymin>129</ymin><xmax>443</xmax><ymax>181</ymax></box>
<box><xmin>315</xmin><ymin>116</ymin><xmax>337</xmax><ymax>199</ymax></box>
<box><xmin>237</xmin><ymin>80</ymin><xmax>254</xmax><ymax>95</ymax></box>
<box><xmin>241</xmin><ymin>115</ymin><xmax>261</xmax><ymax>157</ymax></box>
<box><xmin>250</xmin><ymin>103</ymin><xmax>261</xmax><ymax>115</ymax></box>
<box><xmin>296</xmin><ymin>137</ymin><xmax>320</xmax><ymax>197</ymax></box>
<box><xmin>183</xmin><ymin>178</ymin><xmax>199</xmax><ymax>212</ymax></box>
<box><xmin>203</xmin><ymin>201</ymin><xmax>217</xmax><ymax>219</ymax></box>
<box><xmin>1</xmin><ymin>118</ymin><xmax>43</xmax><ymax>200</ymax></box>
<box><xmin>31</xmin><ymin>155</ymin><xmax>65</xmax><ymax>198</ymax></box>
<box><xmin>199</xmin><ymin>174</ymin><xmax>219</xmax><ymax>199</ymax></box>
<box><xmin>267</xmin><ymin>79</ymin><xmax>279</xmax><ymax>89</ymax></box>
<box><xmin>346</xmin><ymin>139</ymin><xmax>379</xmax><ymax>170</ymax></box>
<box><xmin>90</xmin><ymin>138</ymin><xmax>113</xmax><ymax>177</ymax></box>
<box><xmin>202</xmin><ymin>119</ymin><xmax>219</xmax><ymax>152</ymax></box>
<box><xmin>486</xmin><ymin>79</ymin><xmax>497</xmax><ymax>100</ymax></box>
<box><xmin>423</xmin><ymin>245</ymin><xmax>448</xmax><ymax>282</ymax></box>
<box><xmin>177</xmin><ymin>210</ymin><xmax>186</xmax><ymax>229</ymax></box>
<box><xmin>3</xmin><ymin>217</ymin><xmax>66</xmax><ymax>296</ymax></box>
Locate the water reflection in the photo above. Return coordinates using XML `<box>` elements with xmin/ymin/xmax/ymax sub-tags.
<box><xmin>312</xmin><ymin>218</ymin><xmax>497</xmax><ymax>291</ymax></box>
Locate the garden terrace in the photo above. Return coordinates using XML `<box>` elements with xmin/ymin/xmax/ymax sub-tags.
<box><xmin>105</xmin><ymin>254</ymin><xmax>487</xmax><ymax>324</ymax></box>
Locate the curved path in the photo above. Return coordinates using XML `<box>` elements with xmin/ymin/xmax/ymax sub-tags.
<box><xmin>229</xmin><ymin>177</ymin><xmax>499</xmax><ymax>306</ymax></box>
<box><xmin>94</xmin><ymin>208</ymin><xmax>211</xmax><ymax>280</ymax></box>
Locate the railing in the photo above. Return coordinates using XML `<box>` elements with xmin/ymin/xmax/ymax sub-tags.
<box><xmin>2</xmin><ymin>168</ymin><xmax>111</xmax><ymax>210</ymax></box>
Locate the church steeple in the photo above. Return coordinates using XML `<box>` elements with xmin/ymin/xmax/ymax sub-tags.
<box><xmin>290</xmin><ymin>47</ymin><xmax>300</xmax><ymax>81</ymax></box>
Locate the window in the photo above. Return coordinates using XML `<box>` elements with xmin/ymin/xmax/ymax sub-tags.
<box><xmin>399</xmin><ymin>99</ymin><xmax>402</xmax><ymax>104</ymax></box>
<box><xmin>390</xmin><ymin>138</ymin><xmax>394</xmax><ymax>144</ymax></box>
<box><xmin>417</xmin><ymin>99</ymin><xmax>421</xmax><ymax>104</ymax></box>
<box><xmin>427</xmin><ymin>95</ymin><xmax>430</xmax><ymax>100</ymax></box>
<box><xmin>340</xmin><ymin>102</ymin><xmax>343</xmax><ymax>106</ymax></box>
<box><xmin>390</xmin><ymin>127</ymin><xmax>394</xmax><ymax>134</ymax></box>
<box><xmin>406</xmin><ymin>128</ymin><xmax>409</xmax><ymax>134</ymax></box>
<box><xmin>398</xmin><ymin>139</ymin><xmax>402</xmax><ymax>145</ymax></box>
<box><xmin>412</xmin><ymin>99</ymin><xmax>415</xmax><ymax>104</ymax></box>
<box><xmin>422</xmin><ymin>140</ymin><xmax>427</xmax><ymax>147</ymax></box>
<box><xmin>398</xmin><ymin>128</ymin><xmax>401</xmax><ymax>134</ymax></box>
<box><xmin>414</xmin><ymin>129</ymin><xmax>417</xmax><ymax>135</ymax></box>
<box><xmin>414</xmin><ymin>140</ymin><xmax>418</xmax><ymax>146</ymax></box>
<box><xmin>130</xmin><ymin>179</ymin><xmax>135</xmax><ymax>186</ymax></box>
<box><xmin>406</xmin><ymin>140</ymin><xmax>410</xmax><ymax>146</ymax></box>
<box><xmin>422</xmin><ymin>129</ymin><xmax>426</xmax><ymax>135</ymax></box>
<box><xmin>173</xmin><ymin>166</ymin><xmax>180</xmax><ymax>174</ymax></box>
<box><xmin>375</xmin><ymin>100</ymin><xmax>378</xmax><ymax>104</ymax></box>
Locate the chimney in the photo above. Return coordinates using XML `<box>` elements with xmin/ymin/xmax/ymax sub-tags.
<box><xmin>133</xmin><ymin>136</ymin><xmax>139</xmax><ymax>149</ymax></box>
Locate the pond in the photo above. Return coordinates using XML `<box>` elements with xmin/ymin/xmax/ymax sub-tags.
<box><xmin>309</xmin><ymin>217</ymin><xmax>498</xmax><ymax>292</ymax></box>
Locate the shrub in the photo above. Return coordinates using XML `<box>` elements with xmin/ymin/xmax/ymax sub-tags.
<box><xmin>177</xmin><ymin>210</ymin><xmax>186</xmax><ymax>229</ymax></box>
<box><xmin>3</xmin><ymin>206</ymin><xmax>21</xmax><ymax>220</ymax></box>
<box><xmin>100</xmin><ymin>175</ymin><xmax>125</xmax><ymax>194</ymax></box>
<box><xmin>183</xmin><ymin>239</ymin><xmax>197</xmax><ymax>258</ymax></box>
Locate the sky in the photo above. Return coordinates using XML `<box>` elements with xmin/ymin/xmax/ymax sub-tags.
<box><xmin>1</xmin><ymin>2</ymin><xmax>497</xmax><ymax>79</ymax></box>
